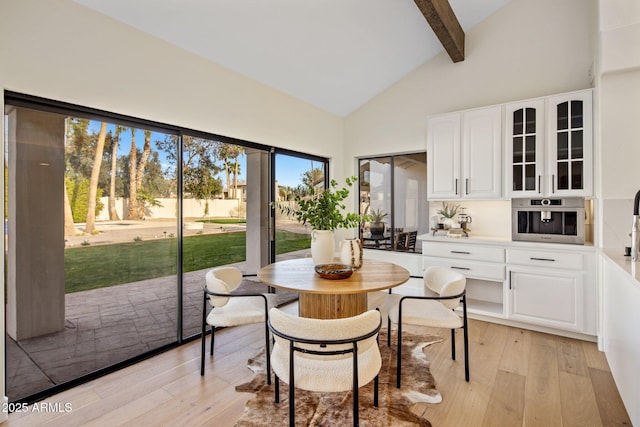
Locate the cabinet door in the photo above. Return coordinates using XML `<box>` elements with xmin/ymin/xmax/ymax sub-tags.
<box><xmin>546</xmin><ymin>90</ymin><xmax>593</xmax><ymax>197</ymax></box>
<box><xmin>462</xmin><ymin>106</ymin><xmax>502</xmax><ymax>199</ymax></box>
<box><xmin>505</xmin><ymin>99</ymin><xmax>545</xmax><ymax>198</ymax></box>
<box><xmin>427</xmin><ymin>113</ymin><xmax>461</xmax><ymax>199</ymax></box>
<box><xmin>509</xmin><ymin>267</ymin><xmax>583</xmax><ymax>331</ymax></box>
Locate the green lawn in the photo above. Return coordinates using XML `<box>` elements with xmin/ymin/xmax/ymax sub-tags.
<box><xmin>64</xmin><ymin>230</ymin><xmax>310</xmax><ymax>293</ymax></box>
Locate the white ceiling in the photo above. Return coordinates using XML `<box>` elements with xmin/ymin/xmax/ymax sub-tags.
<box><xmin>73</xmin><ymin>0</ymin><xmax>512</xmax><ymax>117</ymax></box>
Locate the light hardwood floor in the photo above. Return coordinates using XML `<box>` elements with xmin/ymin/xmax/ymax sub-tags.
<box><xmin>6</xmin><ymin>292</ymin><xmax>631</xmax><ymax>427</ymax></box>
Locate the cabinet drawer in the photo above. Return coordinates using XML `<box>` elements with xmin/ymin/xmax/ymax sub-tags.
<box><xmin>424</xmin><ymin>257</ymin><xmax>506</xmax><ymax>281</ymax></box>
<box><xmin>506</xmin><ymin>249</ymin><xmax>583</xmax><ymax>270</ymax></box>
<box><xmin>422</xmin><ymin>242</ymin><xmax>505</xmax><ymax>263</ymax></box>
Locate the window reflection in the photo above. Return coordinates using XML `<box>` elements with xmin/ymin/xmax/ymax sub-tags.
<box><xmin>358</xmin><ymin>153</ymin><xmax>426</xmax><ymax>252</ymax></box>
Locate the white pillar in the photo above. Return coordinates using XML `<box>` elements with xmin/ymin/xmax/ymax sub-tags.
<box><xmin>6</xmin><ymin>107</ymin><xmax>66</xmax><ymax>340</ymax></box>
<box><xmin>245</xmin><ymin>148</ymin><xmax>270</xmax><ymax>274</ymax></box>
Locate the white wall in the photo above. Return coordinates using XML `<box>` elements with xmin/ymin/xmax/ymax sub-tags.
<box><xmin>597</xmin><ymin>0</ymin><xmax>640</xmax><ymax>250</ymax></box>
<box><xmin>0</xmin><ymin>0</ymin><xmax>344</xmax><ymax>163</ymax></box>
<box><xmin>342</xmin><ymin>0</ymin><xmax>596</xmax><ymax>241</ymax></box>
<box><xmin>0</xmin><ymin>0</ymin><xmax>345</xmax><ymax>412</ymax></box>
<box><xmin>343</xmin><ymin>0</ymin><xmax>596</xmax><ymax>165</ymax></box>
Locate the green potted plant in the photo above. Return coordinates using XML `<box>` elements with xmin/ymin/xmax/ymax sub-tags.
<box><xmin>368</xmin><ymin>208</ymin><xmax>388</xmax><ymax>237</ymax></box>
<box><xmin>276</xmin><ymin>176</ymin><xmax>368</xmax><ymax>265</ymax></box>
<box><xmin>437</xmin><ymin>201</ymin><xmax>460</xmax><ymax>229</ymax></box>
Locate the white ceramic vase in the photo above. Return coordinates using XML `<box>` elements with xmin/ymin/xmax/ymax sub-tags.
<box><xmin>311</xmin><ymin>229</ymin><xmax>335</xmax><ymax>265</ymax></box>
<box><xmin>339</xmin><ymin>238</ymin><xmax>363</xmax><ymax>269</ymax></box>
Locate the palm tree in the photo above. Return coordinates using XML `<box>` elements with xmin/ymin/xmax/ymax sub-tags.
<box><xmin>84</xmin><ymin>122</ymin><xmax>107</xmax><ymax>233</ymax></box>
<box><xmin>63</xmin><ymin>119</ymin><xmax>77</xmax><ymax>237</ymax></box>
<box><xmin>135</xmin><ymin>129</ymin><xmax>152</xmax><ymax>218</ymax></box>
<box><xmin>231</xmin><ymin>146</ymin><xmax>244</xmax><ymax>199</ymax></box>
<box><xmin>63</xmin><ymin>179</ymin><xmax>76</xmax><ymax>237</ymax></box>
<box><xmin>108</xmin><ymin>125</ymin><xmax>125</xmax><ymax>220</ymax></box>
<box><xmin>128</xmin><ymin>128</ymin><xmax>138</xmax><ymax>219</ymax></box>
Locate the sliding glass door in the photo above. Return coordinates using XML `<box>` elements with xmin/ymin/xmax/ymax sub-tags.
<box><xmin>4</xmin><ymin>104</ymin><xmax>178</xmax><ymax>401</ymax></box>
<box><xmin>272</xmin><ymin>152</ymin><xmax>328</xmax><ymax>262</ymax></box>
<box><xmin>3</xmin><ymin>93</ymin><xmax>330</xmax><ymax>403</ymax></box>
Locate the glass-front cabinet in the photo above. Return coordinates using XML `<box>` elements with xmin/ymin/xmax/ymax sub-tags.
<box><xmin>506</xmin><ymin>89</ymin><xmax>592</xmax><ymax>198</ymax></box>
<box><xmin>547</xmin><ymin>90</ymin><xmax>592</xmax><ymax>197</ymax></box>
<box><xmin>505</xmin><ymin>99</ymin><xmax>545</xmax><ymax>197</ymax></box>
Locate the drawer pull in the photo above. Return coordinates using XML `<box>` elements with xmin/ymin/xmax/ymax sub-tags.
<box><xmin>530</xmin><ymin>257</ymin><xmax>556</xmax><ymax>262</ymax></box>
<box><xmin>451</xmin><ymin>266</ymin><xmax>470</xmax><ymax>270</ymax></box>
<box><xmin>450</xmin><ymin>250</ymin><xmax>471</xmax><ymax>255</ymax></box>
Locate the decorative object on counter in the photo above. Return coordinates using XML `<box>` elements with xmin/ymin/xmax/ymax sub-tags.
<box><xmin>457</xmin><ymin>206</ymin><xmax>473</xmax><ymax>231</ymax></box>
<box><xmin>368</xmin><ymin>208</ymin><xmax>388</xmax><ymax>237</ymax></box>
<box><xmin>275</xmin><ymin>176</ymin><xmax>368</xmax><ymax>265</ymax></box>
<box><xmin>314</xmin><ymin>263</ymin><xmax>354</xmax><ymax>280</ymax></box>
<box><xmin>339</xmin><ymin>238</ymin><xmax>363</xmax><ymax>269</ymax></box>
<box><xmin>437</xmin><ymin>202</ymin><xmax>461</xmax><ymax>229</ymax></box>
<box><xmin>446</xmin><ymin>228</ymin><xmax>465</xmax><ymax>238</ymax></box>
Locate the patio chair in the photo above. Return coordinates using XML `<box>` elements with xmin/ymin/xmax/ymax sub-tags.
<box><xmin>268</xmin><ymin>307</ymin><xmax>382</xmax><ymax>427</ymax></box>
<box><xmin>394</xmin><ymin>230</ymin><xmax>417</xmax><ymax>252</ymax></box>
<box><xmin>387</xmin><ymin>266</ymin><xmax>469</xmax><ymax>387</ymax></box>
<box><xmin>200</xmin><ymin>266</ymin><xmax>276</xmax><ymax>383</ymax></box>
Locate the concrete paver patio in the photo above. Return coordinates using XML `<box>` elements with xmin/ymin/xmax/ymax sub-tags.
<box><xmin>6</xmin><ymin>219</ymin><xmax>307</xmax><ymax>401</ymax></box>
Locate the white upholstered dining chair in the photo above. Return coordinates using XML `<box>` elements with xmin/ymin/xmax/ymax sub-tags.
<box><xmin>387</xmin><ymin>266</ymin><xmax>469</xmax><ymax>387</ymax></box>
<box><xmin>200</xmin><ymin>266</ymin><xmax>276</xmax><ymax>382</ymax></box>
<box><xmin>268</xmin><ymin>307</ymin><xmax>382</xmax><ymax>427</ymax></box>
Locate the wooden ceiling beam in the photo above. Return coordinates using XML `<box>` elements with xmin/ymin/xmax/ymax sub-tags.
<box><xmin>414</xmin><ymin>0</ymin><xmax>465</xmax><ymax>62</ymax></box>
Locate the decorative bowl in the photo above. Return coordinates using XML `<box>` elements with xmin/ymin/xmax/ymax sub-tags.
<box><xmin>314</xmin><ymin>263</ymin><xmax>353</xmax><ymax>280</ymax></box>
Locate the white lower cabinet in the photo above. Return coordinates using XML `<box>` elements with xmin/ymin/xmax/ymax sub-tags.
<box><xmin>422</xmin><ymin>242</ymin><xmax>506</xmax><ymax>318</ymax></box>
<box><xmin>508</xmin><ymin>266</ymin><xmax>583</xmax><ymax>331</ymax></box>
<box><xmin>420</xmin><ymin>238</ymin><xmax>596</xmax><ymax>337</ymax></box>
<box><xmin>506</xmin><ymin>247</ymin><xmax>594</xmax><ymax>334</ymax></box>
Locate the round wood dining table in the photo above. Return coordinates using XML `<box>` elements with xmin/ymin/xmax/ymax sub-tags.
<box><xmin>257</xmin><ymin>257</ymin><xmax>410</xmax><ymax>319</ymax></box>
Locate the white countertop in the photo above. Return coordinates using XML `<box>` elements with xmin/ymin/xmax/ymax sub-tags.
<box><xmin>418</xmin><ymin>233</ymin><xmax>595</xmax><ymax>251</ymax></box>
<box><xmin>602</xmin><ymin>248</ymin><xmax>640</xmax><ymax>285</ymax></box>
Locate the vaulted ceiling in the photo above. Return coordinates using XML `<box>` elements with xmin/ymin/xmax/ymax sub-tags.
<box><xmin>73</xmin><ymin>0</ymin><xmax>513</xmax><ymax>117</ymax></box>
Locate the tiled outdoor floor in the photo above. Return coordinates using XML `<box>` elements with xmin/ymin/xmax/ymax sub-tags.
<box><xmin>6</xmin><ymin>255</ymin><xmax>302</xmax><ymax>402</ymax></box>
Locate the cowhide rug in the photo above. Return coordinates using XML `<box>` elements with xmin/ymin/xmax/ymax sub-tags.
<box><xmin>234</xmin><ymin>330</ymin><xmax>443</xmax><ymax>426</ymax></box>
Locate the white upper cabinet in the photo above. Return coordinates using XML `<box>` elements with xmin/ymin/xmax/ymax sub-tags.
<box><xmin>546</xmin><ymin>90</ymin><xmax>593</xmax><ymax>197</ymax></box>
<box><xmin>427</xmin><ymin>112</ymin><xmax>461</xmax><ymax>199</ymax></box>
<box><xmin>462</xmin><ymin>106</ymin><xmax>502</xmax><ymax>199</ymax></box>
<box><xmin>505</xmin><ymin>99</ymin><xmax>545</xmax><ymax>197</ymax></box>
<box><xmin>427</xmin><ymin>106</ymin><xmax>502</xmax><ymax>200</ymax></box>
<box><xmin>506</xmin><ymin>89</ymin><xmax>593</xmax><ymax>198</ymax></box>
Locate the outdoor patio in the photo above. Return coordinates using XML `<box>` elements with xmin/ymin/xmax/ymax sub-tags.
<box><xmin>6</xmin><ymin>250</ymin><xmax>304</xmax><ymax>402</ymax></box>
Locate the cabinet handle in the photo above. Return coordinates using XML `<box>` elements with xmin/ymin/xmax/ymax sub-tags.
<box><xmin>538</xmin><ymin>175</ymin><xmax>542</xmax><ymax>194</ymax></box>
<box><xmin>552</xmin><ymin>174</ymin><xmax>556</xmax><ymax>193</ymax></box>
<box><xmin>530</xmin><ymin>257</ymin><xmax>556</xmax><ymax>262</ymax></box>
<box><xmin>465</xmin><ymin>178</ymin><xmax>469</xmax><ymax>195</ymax></box>
<box><xmin>451</xmin><ymin>266</ymin><xmax>470</xmax><ymax>271</ymax></box>
<box><xmin>509</xmin><ymin>270</ymin><xmax>512</xmax><ymax>290</ymax></box>
<box><xmin>455</xmin><ymin>178</ymin><xmax>459</xmax><ymax>195</ymax></box>
<box><xmin>450</xmin><ymin>250</ymin><xmax>471</xmax><ymax>255</ymax></box>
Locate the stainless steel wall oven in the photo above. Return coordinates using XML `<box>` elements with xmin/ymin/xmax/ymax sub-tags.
<box><xmin>511</xmin><ymin>198</ymin><xmax>585</xmax><ymax>244</ymax></box>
